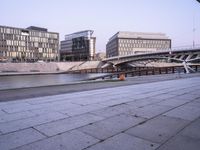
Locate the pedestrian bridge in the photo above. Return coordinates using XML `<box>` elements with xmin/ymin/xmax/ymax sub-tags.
<box><xmin>102</xmin><ymin>46</ymin><xmax>200</xmax><ymax>73</ymax></box>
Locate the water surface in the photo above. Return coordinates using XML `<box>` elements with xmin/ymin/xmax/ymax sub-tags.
<box><xmin>0</xmin><ymin>73</ymin><xmax>108</xmax><ymax>90</ymax></box>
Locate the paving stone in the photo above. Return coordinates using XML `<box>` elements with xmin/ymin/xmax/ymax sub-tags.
<box><xmin>0</xmin><ymin>111</ymin><xmax>36</xmax><ymax>123</ymax></box>
<box><xmin>60</xmin><ymin>104</ymin><xmax>106</xmax><ymax>116</ymax></box>
<box><xmin>86</xmin><ymin>133</ymin><xmax>159</xmax><ymax>150</ymax></box>
<box><xmin>171</xmin><ymin>94</ymin><xmax>199</xmax><ymax>102</ymax></box>
<box><xmin>151</xmin><ymin>94</ymin><xmax>176</xmax><ymax>100</ymax></box>
<box><xmin>29</xmin><ymin>108</ymin><xmax>56</xmax><ymax>115</ymax></box>
<box><xmin>42</xmin><ymin>102</ymin><xmax>80</xmax><ymax>111</ymax></box>
<box><xmin>0</xmin><ymin>128</ymin><xmax>45</xmax><ymax>150</ymax></box>
<box><xmin>186</xmin><ymin>101</ymin><xmax>200</xmax><ymax>108</ymax></box>
<box><xmin>71</xmin><ymin>96</ymin><xmax>115</xmax><ymax>106</ymax></box>
<box><xmin>180</xmin><ymin>118</ymin><xmax>200</xmax><ymax>139</ymax></box>
<box><xmin>99</xmin><ymin>97</ymin><xmax>134</xmax><ymax>107</ymax></box>
<box><xmin>125</xmin><ymin>115</ymin><xmax>189</xmax><ymax>143</ymax></box>
<box><xmin>189</xmin><ymin>90</ymin><xmax>200</xmax><ymax>96</ymax></box>
<box><xmin>0</xmin><ymin>101</ymin><xmax>29</xmax><ymax>107</ymax></box>
<box><xmin>72</xmin><ymin>94</ymin><xmax>115</xmax><ymax>103</ymax></box>
<box><xmin>156</xmin><ymin>98</ymin><xmax>189</xmax><ymax>107</ymax></box>
<box><xmin>79</xmin><ymin>114</ymin><xmax>145</xmax><ymax>140</ymax></box>
<box><xmin>157</xmin><ymin>135</ymin><xmax>200</xmax><ymax>150</ymax></box>
<box><xmin>2</xmin><ymin>100</ymin><xmax>79</xmax><ymax>114</ymax></box>
<box><xmin>0</xmin><ymin>110</ymin><xmax>6</xmax><ymax>115</ymax></box>
<box><xmin>127</xmin><ymin>97</ymin><xmax>164</xmax><ymax>108</ymax></box>
<box><xmin>169</xmin><ymin>90</ymin><xmax>189</xmax><ymax>96</ymax></box>
<box><xmin>91</xmin><ymin>104</ymin><xmax>135</xmax><ymax>118</ymax></box>
<box><xmin>0</xmin><ymin>112</ymin><xmax>67</xmax><ymax>134</ymax></box>
<box><xmin>14</xmin><ymin>130</ymin><xmax>99</xmax><ymax>150</ymax></box>
<box><xmin>129</xmin><ymin>104</ymin><xmax>173</xmax><ymax>119</ymax></box>
<box><xmin>26</xmin><ymin>95</ymin><xmax>71</xmax><ymax>105</ymax></box>
<box><xmin>1</xmin><ymin>102</ymin><xmax>34</xmax><ymax>113</ymax></box>
<box><xmin>34</xmin><ymin>113</ymin><xmax>104</xmax><ymax>136</ymax></box>
<box><xmin>164</xmin><ymin>105</ymin><xmax>200</xmax><ymax>121</ymax></box>
<box><xmin>194</xmin><ymin>97</ymin><xmax>200</xmax><ymax>103</ymax></box>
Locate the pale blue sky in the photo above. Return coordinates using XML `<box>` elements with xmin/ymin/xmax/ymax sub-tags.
<box><xmin>1</xmin><ymin>0</ymin><xmax>200</xmax><ymax>52</ymax></box>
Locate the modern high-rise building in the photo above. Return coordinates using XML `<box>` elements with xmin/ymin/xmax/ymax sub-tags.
<box><xmin>0</xmin><ymin>25</ymin><xmax>59</xmax><ymax>62</ymax></box>
<box><xmin>106</xmin><ymin>31</ymin><xmax>171</xmax><ymax>58</ymax></box>
<box><xmin>60</xmin><ymin>30</ymin><xmax>96</xmax><ymax>61</ymax></box>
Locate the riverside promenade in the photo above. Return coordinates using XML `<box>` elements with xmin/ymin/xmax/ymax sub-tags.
<box><xmin>0</xmin><ymin>75</ymin><xmax>200</xmax><ymax>150</ymax></box>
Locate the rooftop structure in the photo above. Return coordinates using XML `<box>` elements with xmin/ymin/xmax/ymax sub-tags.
<box><xmin>108</xmin><ymin>31</ymin><xmax>169</xmax><ymax>42</ymax></box>
<box><xmin>26</xmin><ymin>26</ymin><xmax>48</xmax><ymax>32</ymax></box>
<box><xmin>65</xmin><ymin>30</ymin><xmax>94</xmax><ymax>40</ymax></box>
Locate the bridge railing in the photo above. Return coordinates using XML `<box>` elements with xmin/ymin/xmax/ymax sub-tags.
<box><xmin>159</xmin><ymin>45</ymin><xmax>200</xmax><ymax>53</ymax></box>
<box><xmin>104</xmin><ymin>45</ymin><xmax>200</xmax><ymax>61</ymax></box>
<box><xmin>85</xmin><ymin>65</ymin><xmax>200</xmax><ymax>81</ymax></box>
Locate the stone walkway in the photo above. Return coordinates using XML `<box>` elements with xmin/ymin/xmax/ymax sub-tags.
<box><xmin>0</xmin><ymin>76</ymin><xmax>200</xmax><ymax>150</ymax></box>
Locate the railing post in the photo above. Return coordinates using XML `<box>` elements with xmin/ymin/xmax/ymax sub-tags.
<box><xmin>159</xmin><ymin>68</ymin><xmax>161</xmax><ymax>74</ymax></box>
<box><xmin>112</xmin><ymin>68</ymin><xmax>114</xmax><ymax>73</ymax></box>
<box><xmin>172</xmin><ymin>67</ymin><xmax>175</xmax><ymax>73</ymax></box>
<box><xmin>139</xmin><ymin>68</ymin><xmax>141</xmax><ymax>76</ymax></box>
<box><xmin>184</xmin><ymin>68</ymin><xmax>186</xmax><ymax>73</ymax></box>
<box><xmin>165</xmin><ymin>67</ymin><xmax>168</xmax><ymax>74</ymax></box>
<box><xmin>152</xmin><ymin>68</ymin><xmax>155</xmax><ymax>75</ymax></box>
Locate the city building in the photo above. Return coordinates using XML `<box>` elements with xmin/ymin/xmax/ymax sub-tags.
<box><xmin>60</xmin><ymin>30</ymin><xmax>96</xmax><ymax>61</ymax></box>
<box><xmin>95</xmin><ymin>52</ymin><xmax>106</xmax><ymax>61</ymax></box>
<box><xmin>106</xmin><ymin>31</ymin><xmax>171</xmax><ymax>58</ymax></box>
<box><xmin>0</xmin><ymin>25</ymin><xmax>59</xmax><ymax>62</ymax></box>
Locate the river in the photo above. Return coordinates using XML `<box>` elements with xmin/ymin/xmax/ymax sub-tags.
<box><xmin>0</xmin><ymin>73</ymin><xmax>108</xmax><ymax>90</ymax></box>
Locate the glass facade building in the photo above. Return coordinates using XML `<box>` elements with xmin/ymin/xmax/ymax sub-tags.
<box><xmin>106</xmin><ymin>31</ymin><xmax>171</xmax><ymax>58</ymax></box>
<box><xmin>0</xmin><ymin>25</ymin><xmax>59</xmax><ymax>62</ymax></box>
<box><xmin>60</xmin><ymin>30</ymin><xmax>96</xmax><ymax>61</ymax></box>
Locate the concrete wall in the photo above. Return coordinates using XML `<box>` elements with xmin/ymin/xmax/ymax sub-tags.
<box><xmin>0</xmin><ymin>61</ymin><xmax>102</xmax><ymax>73</ymax></box>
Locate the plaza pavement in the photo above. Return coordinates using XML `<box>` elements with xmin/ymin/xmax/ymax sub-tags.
<box><xmin>0</xmin><ymin>76</ymin><xmax>200</xmax><ymax>150</ymax></box>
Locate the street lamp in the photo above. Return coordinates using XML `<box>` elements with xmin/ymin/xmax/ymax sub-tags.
<box><xmin>193</xmin><ymin>0</ymin><xmax>200</xmax><ymax>48</ymax></box>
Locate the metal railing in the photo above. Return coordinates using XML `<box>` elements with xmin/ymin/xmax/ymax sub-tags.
<box><xmin>84</xmin><ymin>65</ymin><xmax>200</xmax><ymax>80</ymax></box>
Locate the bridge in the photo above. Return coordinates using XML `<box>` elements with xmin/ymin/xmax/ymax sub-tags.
<box><xmin>102</xmin><ymin>46</ymin><xmax>200</xmax><ymax>73</ymax></box>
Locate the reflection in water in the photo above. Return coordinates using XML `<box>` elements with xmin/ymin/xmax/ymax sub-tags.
<box><xmin>0</xmin><ymin>73</ymin><xmax>108</xmax><ymax>90</ymax></box>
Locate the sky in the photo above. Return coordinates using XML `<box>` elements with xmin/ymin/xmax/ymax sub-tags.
<box><xmin>1</xmin><ymin>0</ymin><xmax>200</xmax><ymax>52</ymax></box>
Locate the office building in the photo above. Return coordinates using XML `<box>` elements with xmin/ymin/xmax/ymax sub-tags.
<box><xmin>95</xmin><ymin>52</ymin><xmax>106</xmax><ymax>61</ymax></box>
<box><xmin>60</xmin><ymin>30</ymin><xmax>96</xmax><ymax>61</ymax></box>
<box><xmin>106</xmin><ymin>31</ymin><xmax>171</xmax><ymax>58</ymax></box>
<box><xmin>0</xmin><ymin>25</ymin><xmax>59</xmax><ymax>62</ymax></box>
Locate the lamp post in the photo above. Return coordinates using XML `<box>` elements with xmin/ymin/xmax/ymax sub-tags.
<box><xmin>194</xmin><ymin>0</ymin><xmax>200</xmax><ymax>48</ymax></box>
<box><xmin>193</xmin><ymin>15</ymin><xmax>196</xmax><ymax>48</ymax></box>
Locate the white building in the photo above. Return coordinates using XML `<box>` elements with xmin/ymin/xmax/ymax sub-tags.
<box><xmin>106</xmin><ymin>31</ymin><xmax>171</xmax><ymax>58</ymax></box>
